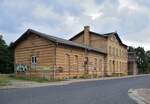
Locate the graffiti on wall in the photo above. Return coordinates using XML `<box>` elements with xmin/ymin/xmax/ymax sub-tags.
<box><xmin>16</xmin><ymin>64</ymin><xmax>29</xmax><ymax>72</ymax></box>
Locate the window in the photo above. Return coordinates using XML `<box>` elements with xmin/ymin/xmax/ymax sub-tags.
<box><xmin>111</xmin><ymin>47</ymin><xmax>114</xmax><ymax>55</ymax></box>
<box><xmin>84</xmin><ymin>57</ymin><xmax>88</xmax><ymax>65</ymax></box>
<box><xmin>118</xmin><ymin>48</ymin><xmax>120</xmax><ymax>56</ymax></box>
<box><xmin>74</xmin><ymin>55</ymin><xmax>78</xmax><ymax>70</ymax></box>
<box><xmin>84</xmin><ymin>57</ymin><xmax>89</xmax><ymax>71</ymax></box>
<box><xmin>113</xmin><ymin>47</ymin><xmax>115</xmax><ymax>56</ymax></box>
<box><xmin>109</xmin><ymin>60</ymin><xmax>111</xmax><ymax>72</ymax></box>
<box><xmin>99</xmin><ymin>59</ymin><xmax>102</xmax><ymax>71</ymax></box>
<box><xmin>65</xmin><ymin>54</ymin><xmax>70</xmax><ymax>71</ymax></box>
<box><xmin>109</xmin><ymin>46</ymin><xmax>111</xmax><ymax>55</ymax></box>
<box><xmin>116</xmin><ymin>48</ymin><xmax>118</xmax><ymax>56</ymax></box>
<box><xmin>31</xmin><ymin>56</ymin><xmax>37</xmax><ymax>64</ymax></box>
<box><xmin>120</xmin><ymin>62</ymin><xmax>121</xmax><ymax>72</ymax></box>
<box><xmin>118</xmin><ymin>62</ymin><xmax>120</xmax><ymax>73</ymax></box>
<box><xmin>111</xmin><ymin>60</ymin><xmax>113</xmax><ymax>73</ymax></box>
<box><xmin>120</xmin><ymin>49</ymin><xmax>122</xmax><ymax>56</ymax></box>
<box><xmin>116</xmin><ymin>61</ymin><xmax>118</xmax><ymax>72</ymax></box>
<box><xmin>94</xmin><ymin>58</ymin><xmax>97</xmax><ymax>70</ymax></box>
<box><xmin>113</xmin><ymin>60</ymin><xmax>115</xmax><ymax>73</ymax></box>
<box><xmin>74</xmin><ymin>55</ymin><xmax>78</xmax><ymax>64</ymax></box>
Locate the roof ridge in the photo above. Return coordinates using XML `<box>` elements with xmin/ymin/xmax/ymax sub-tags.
<box><xmin>90</xmin><ymin>31</ymin><xmax>116</xmax><ymax>36</ymax></box>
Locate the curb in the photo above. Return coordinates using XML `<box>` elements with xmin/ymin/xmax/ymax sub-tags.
<box><xmin>128</xmin><ymin>89</ymin><xmax>148</xmax><ymax>104</ymax></box>
<box><xmin>0</xmin><ymin>74</ymin><xmax>150</xmax><ymax>90</ymax></box>
<box><xmin>69</xmin><ymin>74</ymin><xmax>150</xmax><ymax>84</ymax></box>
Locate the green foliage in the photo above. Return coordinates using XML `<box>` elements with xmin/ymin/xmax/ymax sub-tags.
<box><xmin>0</xmin><ymin>36</ymin><xmax>14</xmax><ymax>73</ymax></box>
<box><xmin>128</xmin><ymin>46</ymin><xmax>150</xmax><ymax>74</ymax></box>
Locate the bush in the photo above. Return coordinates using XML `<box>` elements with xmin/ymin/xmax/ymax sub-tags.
<box><xmin>79</xmin><ymin>73</ymin><xmax>91</xmax><ymax>79</ymax></box>
<box><xmin>72</xmin><ymin>76</ymin><xmax>78</xmax><ymax>79</ymax></box>
<box><xmin>111</xmin><ymin>73</ymin><xmax>126</xmax><ymax>77</ymax></box>
<box><xmin>93</xmin><ymin>74</ymin><xmax>98</xmax><ymax>78</ymax></box>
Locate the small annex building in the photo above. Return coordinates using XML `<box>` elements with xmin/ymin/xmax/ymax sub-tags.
<box><xmin>13</xmin><ymin>26</ymin><xmax>130</xmax><ymax>79</ymax></box>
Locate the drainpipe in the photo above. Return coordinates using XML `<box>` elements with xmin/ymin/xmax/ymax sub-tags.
<box><xmin>14</xmin><ymin>49</ymin><xmax>17</xmax><ymax>76</ymax></box>
<box><xmin>53</xmin><ymin>42</ymin><xmax>58</xmax><ymax>80</ymax></box>
<box><xmin>84</xmin><ymin>45</ymin><xmax>88</xmax><ymax>74</ymax></box>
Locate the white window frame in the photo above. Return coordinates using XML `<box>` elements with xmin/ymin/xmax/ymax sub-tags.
<box><xmin>31</xmin><ymin>56</ymin><xmax>37</xmax><ymax>64</ymax></box>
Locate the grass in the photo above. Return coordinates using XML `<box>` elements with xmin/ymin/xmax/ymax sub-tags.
<box><xmin>0</xmin><ymin>74</ymin><xmax>67</xmax><ymax>87</ymax></box>
<box><xmin>0</xmin><ymin>74</ymin><xmax>11</xmax><ymax>86</ymax></box>
<box><xmin>9</xmin><ymin>75</ymin><xmax>49</xmax><ymax>82</ymax></box>
<box><xmin>9</xmin><ymin>75</ymin><xmax>66</xmax><ymax>83</ymax></box>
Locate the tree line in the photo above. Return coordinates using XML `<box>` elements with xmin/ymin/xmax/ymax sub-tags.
<box><xmin>0</xmin><ymin>35</ymin><xmax>150</xmax><ymax>74</ymax></box>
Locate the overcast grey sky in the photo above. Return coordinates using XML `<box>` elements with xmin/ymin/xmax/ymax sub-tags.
<box><xmin>0</xmin><ymin>0</ymin><xmax>150</xmax><ymax>50</ymax></box>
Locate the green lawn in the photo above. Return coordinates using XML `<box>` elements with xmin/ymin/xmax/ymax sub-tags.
<box><xmin>9</xmin><ymin>75</ymin><xmax>50</xmax><ymax>83</ymax></box>
<box><xmin>9</xmin><ymin>74</ymin><xmax>66</xmax><ymax>83</ymax></box>
<box><xmin>0</xmin><ymin>74</ymin><xmax>11</xmax><ymax>86</ymax></box>
<box><xmin>0</xmin><ymin>74</ymin><xmax>66</xmax><ymax>86</ymax></box>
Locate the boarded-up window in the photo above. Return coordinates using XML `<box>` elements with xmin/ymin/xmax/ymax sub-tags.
<box><xmin>111</xmin><ymin>60</ymin><xmax>113</xmax><ymax>73</ymax></box>
<box><xmin>109</xmin><ymin>60</ymin><xmax>111</xmax><ymax>72</ymax></box>
<box><xmin>116</xmin><ymin>61</ymin><xmax>118</xmax><ymax>72</ymax></box>
<box><xmin>113</xmin><ymin>47</ymin><xmax>115</xmax><ymax>56</ymax></box>
<box><xmin>109</xmin><ymin>46</ymin><xmax>111</xmax><ymax>55</ymax></box>
<box><xmin>84</xmin><ymin>57</ymin><xmax>88</xmax><ymax>65</ymax></box>
<box><xmin>99</xmin><ymin>59</ymin><xmax>102</xmax><ymax>71</ymax></box>
<box><xmin>116</xmin><ymin>48</ymin><xmax>118</xmax><ymax>56</ymax></box>
<box><xmin>65</xmin><ymin>54</ymin><xmax>70</xmax><ymax>71</ymax></box>
<box><xmin>74</xmin><ymin>55</ymin><xmax>78</xmax><ymax>71</ymax></box>
<box><xmin>94</xmin><ymin>58</ymin><xmax>97</xmax><ymax>70</ymax></box>
<box><xmin>113</xmin><ymin>60</ymin><xmax>115</xmax><ymax>73</ymax></box>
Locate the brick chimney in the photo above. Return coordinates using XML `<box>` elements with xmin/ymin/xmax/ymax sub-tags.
<box><xmin>84</xmin><ymin>26</ymin><xmax>90</xmax><ymax>46</ymax></box>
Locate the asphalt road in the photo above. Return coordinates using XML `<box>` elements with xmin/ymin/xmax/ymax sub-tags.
<box><xmin>1</xmin><ymin>75</ymin><xmax>150</xmax><ymax>104</ymax></box>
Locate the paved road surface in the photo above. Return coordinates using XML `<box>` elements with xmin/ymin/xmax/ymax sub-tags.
<box><xmin>1</xmin><ymin>75</ymin><xmax>150</xmax><ymax>104</ymax></box>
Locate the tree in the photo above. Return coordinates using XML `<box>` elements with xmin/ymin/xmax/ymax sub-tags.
<box><xmin>135</xmin><ymin>47</ymin><xmax>147</xmax><ymax>73</ymax></box>
<box><xmin>146</xmin><ymin>51</ymin><xmax>150</xmax><ymax>72</ymax></box>
<box><xmin>0</xmin><ymin>36</ymin><xmax>14</xmax><ymax>73</ymax></box>
<box><xmin>128</xmin><ymin>46</ymin><xmax>150</xmax><ymax>74</ymax></box>
<box><xmin>128</xmin><ymin>46</ymin><xmax>135</xmax><ymax>52</ymax></box>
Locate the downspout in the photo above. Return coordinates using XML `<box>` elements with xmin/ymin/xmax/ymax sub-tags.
<box><xmin>14</xmin><ymin>47</ymin><xmax>17</xmax><ymax>76</ymax></box>
<box><xmin>54</xmin><ymin>42</ymin><xmax>58</xmax><ymax>68</ymax></box>
<box><xmin>53</xmin><ymin>42</ymin><xmax>58</xmax><ymax>79</ymax></box>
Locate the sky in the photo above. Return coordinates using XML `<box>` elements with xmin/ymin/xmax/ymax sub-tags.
<box><xmin>0</xmin><ymin>0</ymin><xmax>150</xmax><ymax>50</ymax></box>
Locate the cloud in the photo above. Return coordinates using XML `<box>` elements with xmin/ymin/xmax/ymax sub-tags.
<box><xmin>124</xmin><ymin>26</ymin><xmax>150</xmax><ymax>43</ymax></box>
<box><xmin>123</xmin><ymin>40</ymin><xmax>150</xmax><ymax>51</ymax></box>
<box><xmin>0</xmin><ymin>0</ymin><xmax>150</xmax><ymax>50</ymax></box>
<box><xmin>118</xmin><ymin>0</ymin><xmax>139</xmax><ymax>11</ymax></box>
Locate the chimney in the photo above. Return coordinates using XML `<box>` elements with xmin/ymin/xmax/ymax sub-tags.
<box><xmin>84</xmin><ymin>26</ymin><xmax>90</xmax><ymax>46</ymax></box>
